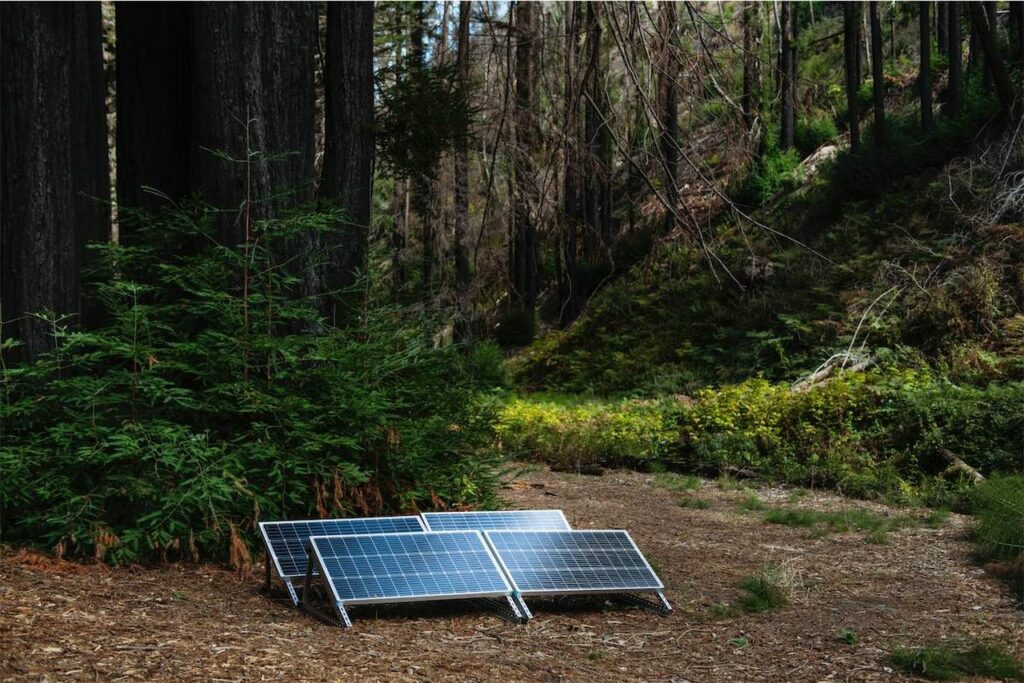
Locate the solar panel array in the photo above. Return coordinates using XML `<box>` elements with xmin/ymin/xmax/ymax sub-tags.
<box><xmin>421</xmin><ymin>509</ymin><xmax>571</xmax><ymax>532</ymax></box>
<box><xmin>259</xmin><ymin>516</ymin><xmax>427</xmax><ymax>578</ymax></box>
<box><xmin>485</xmin><ymin>530</ymin><xmax>663</xmax><ymax>595</ymax></box>
<box><xmin>308</xmin><ymin>531</ymin><xmax>512</xmax><ymax>605</ymax></box>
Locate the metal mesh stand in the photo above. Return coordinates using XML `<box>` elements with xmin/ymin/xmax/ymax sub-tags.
<box><xmin>472</xmin><ymin>595</ymin><xmax>529</xmax><ymax>624</ymax></box>
<box><xmin>614</xmin><ymin>591</ymin><xmax>672</xmax><ymax>615</ymax></box>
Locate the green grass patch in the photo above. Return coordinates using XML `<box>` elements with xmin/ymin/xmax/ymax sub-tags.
<box><xmin>764</xmin><ymin>507</ymin><xmax>918</xmax><ymax>537</ymax></box>
<box><xmin>889</xmin><ymin>642</ymin><xmax>1024</xmax><ymax>681</ymax></box>
<box><xmin>836</xmin><ymin>629</ymin><xmax>858</xmax><ymax>645</ymax></box>
<box><xmin>738</xmin><ymin>564</ymin><xmax>795</xmax><ymax>613</ymax></box>
<box><xmin>738</xmin><ymin>494</ymin><xmax>766</xmax><ymax>512</ymax></box>
<box><xmin>654</xmin><ymin>472</ymin><xmax>700</xmax><ymax>492</ymax></box>
<box><xmin>678</xmin><ymin>496</ymin><xmax>711</xmax><ymax>510</ymax></box>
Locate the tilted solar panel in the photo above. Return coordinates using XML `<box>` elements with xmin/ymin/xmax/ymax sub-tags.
<box><xmin>258</xmin><ymin>516</ymin><xmax>427</xmax><ymax>605</ymax></box>
<box><xmin>484</xmin><ymin>530</ymin><xmax>667</xmax><ymax>602</ymax></box>
<box><xmin>305</xmin><ymin>531</ymin><xmax>524</xmax><ymax>627</ymax></box>
<box><xmin>421</xmin><ymin>509</ymin><xmax>571</xmax><ymax>532</ymax></box>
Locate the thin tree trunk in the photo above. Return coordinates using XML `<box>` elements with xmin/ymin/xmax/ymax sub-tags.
<box><xmin>658</xmin><ymin>2</ymin><xmax>679</xmax><ymax>231</ymax></box>
<box><xmin>845</xmin><ymin>3</ymin><xmax>862</xmax><ymax>152</ymax></box>
<box><xmin>115</xmin><ymin>3</ymin><xmax>192</xmax><ymax>225</ymax></box>
<box><xmin>779</xmin><ymin>1</ymin><xmax>797</xmax><ymax>151</ymax></box>
<box><xmin>509</xmin><ymin>1</ymin><xmax>538</xmax><ymax>337</ymax></box>
<box><xmin>970</xmin><ymin>2</ymin><xmax>1019</xmax><ymax>118</ymax></box>
<box><xmin>741</xmin><ymin>1</ymin><xmax>759</xmax><ymax>134</ymax></box>
<box><xmin>453</xmin><ymin>1</ymin><xmax>472</xmax><ymax>341</ymax></box>
<box><xmin>947</xmin><ymin>1</ymin><xmax>963</xmax><ymax>116</ymax></box>
<box><xmin>584</xmin><ymin>2</ymin><xmax>612</xmax><ymax>256</ymax></box>
<box><xmin>560</xmin><ymin>1</ymin><xmax>583</xmax><ymax>326</ymax></box>
<box><xmin>1011</xmin><ymin>2</ymin><xmax>1024</xmax><ymax>77</ymax></box>
<box><xmin>409</xmin><ymin>3</ymin><xmax>436</xmax><ymax>303</ymax></box>
<box><xmin>870</xmin><ymin>2</ymin><xmax>885</xmax><ymax>147</ymax></box>
<box><xmin>919</xmin><ymin>2</ymin><xmax>933</xmax><ymax>131</ymax></box>
<box><xmin>1</xmin><ymin>3</ymin><xmax>110</xmax><ymax>361</ymax></box>
<box><xmin>321</xmin><ymin>1</ymin><xmax>375</xmax><ymax>323</ymax></box>
<box><xmin>392</xmin><ymin>179</ymin><xmax>408</xmax><ymax>299</ymax></box>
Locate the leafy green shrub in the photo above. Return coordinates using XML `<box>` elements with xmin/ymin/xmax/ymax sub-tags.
<box><xmin>735</xmin><ymin>144</ymin><xmax>803</xmax><ymax>206</ymax></box>
<box><xmin>890</xmin><ymin>642</ymin><xmax>1024</xmax><ymax>681</ymax></box>
<box><xmin>0</xmin><ymin>204</ymin><xmax>499</xmax><ymax>565</ymax></box>
<box><xmin>494</xmin><ymin>395</ymin><xmax>682</xmax><ymax>468</ymax></box>
<box><xmin>463</xmin><ymin>341</ymin><xmax>509</xmax><ymax>388</ymax></box>
<box><xmin>795</xmin><ymin>114</ymin><xmax>838</xmax><ymax>157</ymax></box>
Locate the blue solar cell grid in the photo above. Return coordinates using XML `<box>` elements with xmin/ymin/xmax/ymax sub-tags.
<box><xmin>484</xmin><ymin>530</ymin><xmax>664</xmax><ymax>595</ymax></box>
<box><xmin>421</xmin><ymin>509</ymin><xmax>571</xmax><ymax>532</ymax></box>
<box><xmin>309</xmin><ymin>531</ymin><xmax>513</xmax><ymax>605</ymax></box>
<box><xmin>259</xmin><ymin>516</ymin><xmax>427</xmax><ymax>578</ymax></box>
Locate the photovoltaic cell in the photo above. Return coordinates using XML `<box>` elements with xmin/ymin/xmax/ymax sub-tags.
<box><xmin>259</xmin><ymin>516</ymin><xmax>427</xmax><ymax>579</ymax></box>
<box><xmin>308</xmin><ymin>531</ymin><xmax>513</xmax><ymax>605</ymax></box>
<box><xmin>421</xmin><ymin>509</ymin><xmax>571</xmax><ymax>532</ymax></box>
<box><xmin>484</xmin><ymin>530</ymin><xmax>664</xmax><ymax>595</ymax></box>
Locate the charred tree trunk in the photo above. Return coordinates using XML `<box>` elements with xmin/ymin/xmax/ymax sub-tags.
<box><xmin>583</xmin><ymin>2</ymin><xmax>613</xmax><ymax>258</ymax></box>
<box><xmin>560</xmin><ymin>1</ymin><xmax>583</xmax><ymax>326</ymax></box>
<box><xmin>919</xmin><ymin>2</ymin><xmax>933</xmax><ymax>131</ymax></box>
<box><xmin>1</xmin><ymin>3</ymin><xmax>110</xmax><ymax>361</ymax></box>
<box><xmin>970</xmin><ymin>2</ymin><xmax>1019</xmax><ymax>118</ymax></box>
<box><xmin>947</xmin><ymin>1</ymin><xmax>963</xmax><ymax>116</ymax></box>
<box><xmin>845</xmin><ymin>3</ymin><xmax>862</xmax><ymax>152</ymax></box>
<box><xmin>321</xmin><ymin>1</ymin><xmax>375</xmax><ymax>323</ymax></box>
<box><xmin>658</xmin><ymin>2</ymin><xmax>679</xmax><ymax>232</ymax></box>
<box><xmin>509</xmin><ymin>1</ymin><xmax>538</xmax><ymax>338</ymax></box>
<box><xmin>191</xmin><ymin>3</ymin><xmax>317</xmax><ymax>246</ymax></box>
<box><xmin>115</xmin><ymin>3</ymin><xmax>192</xmax><ymax>225</ymax></box>
<box><xmin>937</xmin><ymin>1</ymin><xmax>948</xmax><ymax>55</ymax></box>
<box><xmin>870</xmin><ymin>2</ymin><xmax>885</xmax><ymax>147</ymax></box>
<box><xmin>741</xmin><ymin>1</ymin><xmax>760</xmax><ymax>134</ymax></box>
<box><xmin>779</xmin><ymin>1</ymin><xmax>797</xmax><ymax>151</ymax></box>
<box><xmin>453</xmin><ymin>1</ymin><xmax>473</xmax><ymax>341</ymax></box>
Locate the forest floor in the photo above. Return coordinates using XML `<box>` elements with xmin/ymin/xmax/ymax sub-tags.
<box><xmin>2</xmin><ymin>467</ymin><xmax>1022</xmax><ymax>682</ymax></box>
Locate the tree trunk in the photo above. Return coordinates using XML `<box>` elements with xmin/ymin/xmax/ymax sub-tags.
<box><xmin>560</xmin><ymin>1</ymin><xmax>583</xmax><ymax>326</ymax></box>
<box><xmin>779</xmin><ymin>1</ymin><xmax>797</xmax><ymax>151</ymax></box>
<box><xmin>658</xmin><ymin>2</ymin><xmax>679</xmax><ymax>231</ymax></box>
<box><xmin>870</xmin><ymin>2</ymin><xmax>885</xmax><ymax>147</ymax></box>
<box><xmin>584</xmin><ymin>2</ymin><xmax>613</xmax><ymax>257</ymax></box>
<box><xmin>409</xmin><ymin>2</ymin><xmax>436</xmax><ymax>302</ymax></box>
<box><xmin>845</xmin><ymin>3</ymin><xmax>862</xmax><ymax>152</ymax></box>
<box><xmin>947</xmin><ymin>1</ymin><xmax>963</xmax><ymax>116</ymax></box>
<box><xmin>392</xmin><ymin>180</ymin><xmax>408</xmax><ymax>299</ymax></box>
<box><xmin>1</xmin><ymin>3</ymin><xmax>110</xmax><ymax>361</ymax></box>
<box><xmin>191</xmin><ymin>3</ymin><xmax>317</xmax><ymax>246</ymax></box>
<box><xmin>937</xmin><ymin>1</ymin><xmax>948</xmax><ymax>54</ymax></box>
<box><xmin>1011</xmin><ymin>2</ymin><xmax>1024</xmax><ymax>77</ymax></box>
<box><xmin>321</xmin><ymin>1</ymin><xmax>375</xmax><ymax>323</ymax></box>
<box><xmin>741</xmin><ymin>1</ymin><xmax>760</xmax><ymax>134</ymax></box>
<box><xmin>919</xmin><ymin>2</ymin><xmax>933</xmax><ymax>131</ymax></box>
<box><xmin>970</xmin><ymin>2</ymin><xmax>1019</xmax><ymax>118</ymax></box>
<box><xmin>982</xmin><ymin>2</ymin><xmax>997</xmax><ymax>93</ymax></box>
<box><xmin>509</xmin><ymin>1</ymin><xmax>538</xmax><ymax>337</ymax></box>
<box><xmin>115</xmin><ymin>3</ymin><xmax>192</xmax><ymax>224</ymax></box>
<box><xmin>453</xmin><ymin>1</ymin><xmax>472</xmax><ymax>341</ymax></box>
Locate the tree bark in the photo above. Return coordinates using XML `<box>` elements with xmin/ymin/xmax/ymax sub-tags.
<box><xmin>937</xmin><ymin>1</ymin><xmax>948</xmax><ymax>55</ymax></box>
<box><xmin>947</xmin><ymin>1</ymin><xmax>963</xmax><ymax>116</ymax></box>
<box><xmin>409</xmin><ymin>2</ymin><xmax>436</xmax><ymax>302</ymax></box>
<box><xmin>559</xmin><ymin>1</ymin><xmax>583</xmax><ymax>326</ymax></box>
<box><xmin>845</xmin><ymin>3</ymin><xmax>862</xmax><ymax>152</ymax></box>
<box><xmin>1011</xmin><ymin>2</ymin><xmax>1024</xmax><ymax>77</ymax></box>
<box><xmin>115</xmin><ymin>3</ymin><xmax>192</xmax><ymax>224</ymax></box>
<box><xmin>969</xmin><ymin>2</ymin><xmax>1019</xmax><ymax>119</ymax></box>
<box><xmin>741</xmin><ymin>1</ymin><xmax>760</xmax><ymax>134</ymax></box>
<box><xmin>870</xmin><ymin>2</ymin><xmax>885</xmax><ymax>147</ymax></box>
<box><xmin>321</xmin><ymin>1</ymin><xmax>375</xmax><ymax>323</ymax></box>
<box><xmin>583</xmin><ymin>2</ymin><xmax>613</xmax><ymax>256</ymax></box>
<box><xmin>658</xmin><ymin>2</ymin><xmax>679</xmax><ymax>231</ymax></box>
<box><xmin>919</xmin><ymin>2</ymin><xmax>933</xmax><ymax>131</ymax></box>
<box><xmin>190</xmin><ymin>3</ymin><xmax>317</xmax><ymax>247</ymax></box>
<box><xmin>1</xmin><ymin>3</ymin><xmax>110</xmax><ymax>361</ymax></box>
<box><xmin>779</xmin><ymin>1</ymin><xmax>797</xmax><ymax>151</ymax></box>
<box><xmin>509</xmin><ymin>1</ymin><xmax>538</xmax><ymax>337</ymax></box>
<box><xmin>453</xmin><ymin>1</ymin><xmax>472</xmax><ymax>341</ymax></box>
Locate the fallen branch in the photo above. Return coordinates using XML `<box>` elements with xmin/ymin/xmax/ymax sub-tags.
<box><xmin>938</xmin><ymin>448</ymin><xmax>985</xmax><ymax>485</ymax></box>
<box><xmin>791</xmin><ymin>354</ymin><xmax>874</xmax><ymax>393</ymax></box>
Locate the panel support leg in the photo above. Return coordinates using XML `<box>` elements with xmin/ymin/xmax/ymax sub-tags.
<box><xmin>615</xmin><ymin>591</ymin><xmax>672</xmax><ymax>616</ymax></box>
<box><xmin>263</xmin><ymin>549</ymin><xmax>272</xmax><ymax>593</ymax></box>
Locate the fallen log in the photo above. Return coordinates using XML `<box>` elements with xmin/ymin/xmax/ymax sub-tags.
<box><xmin>938</xmin><ymin>448</ymin><xmax>985</xmax><ymax>485</ymax></box>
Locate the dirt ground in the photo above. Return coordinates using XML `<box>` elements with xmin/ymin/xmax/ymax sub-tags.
<box><xmin>2</xmin><ymin>467</ymin><xmax>1021</xmax><ymax>682</ymax></box>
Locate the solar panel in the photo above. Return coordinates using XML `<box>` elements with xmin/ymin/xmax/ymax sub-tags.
<box><xmin>421</xmin><ymin>509</ymin><xmax>571</xmax><ymax>532</ymax></box>
<box><xmin>258</xmin><ymin>516</ymin><xmax>427</xmax><ymax>604</ymax></box>
<box><xmin>303</xmin><ymin>531</ymin><xmax>525</xmax><ymax>627</ymax></box>
<box><xmin>484</xmin><ymin>530</ymin><xmax>671</xmax><ymax>614</ymax></box>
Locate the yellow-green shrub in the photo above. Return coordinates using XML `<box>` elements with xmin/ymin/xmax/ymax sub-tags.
<box><xmin>495</xmin><ymin>395</ymin><xmax>683</xmax><ymax>468</ymax></box>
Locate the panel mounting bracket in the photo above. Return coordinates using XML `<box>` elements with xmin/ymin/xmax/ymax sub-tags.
<box><xmin>614</xmin><ymin>591</ymin><xmax>673</xmax><ymax>616</ymax></box>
